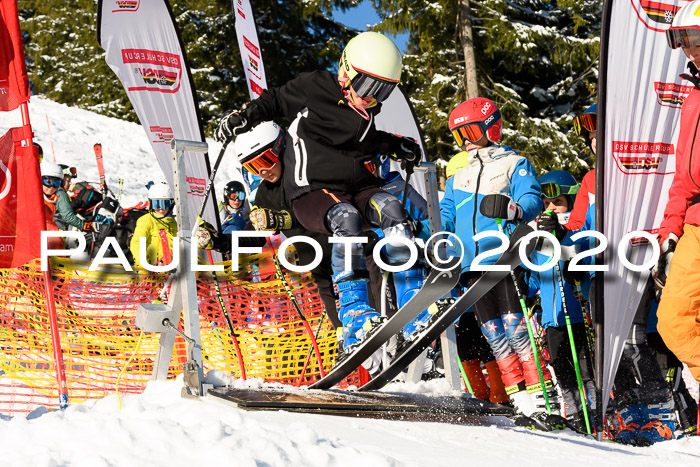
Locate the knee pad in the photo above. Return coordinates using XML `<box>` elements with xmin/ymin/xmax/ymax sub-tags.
<box><xmin>326</xmin><ymin>203</ymin><xmax>363</xmax><ymax>237</ymax></box>
<box><xmin>365</xmin><ymin>191</ymin><xmax>409</xmax><ymax>230</ymax></box>
<box><xmin>326</xmin><ymin>203</ymin><xmax>367</xmax><ymax>274</ymax></box>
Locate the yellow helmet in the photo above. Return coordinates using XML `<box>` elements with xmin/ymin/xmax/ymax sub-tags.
<box><xmin>339</xmin><ymin>32</ymin><xmax>402</xmax><ymax>103</ymax></box>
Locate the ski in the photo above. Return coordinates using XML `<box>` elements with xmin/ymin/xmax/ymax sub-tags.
<box><xmin>308</xmin><ymin>256</ymin><xmax>462</xmax><ymax>390</ymax></box>
<box><xmin>93</xmin><ymin>143</ymin><xmax>107</xmax><ymax>195</ymax></box>
<box><xmin>360</xmin><ymin>223</ymin><xmax>535</xmax><ymax>391</ymax></box>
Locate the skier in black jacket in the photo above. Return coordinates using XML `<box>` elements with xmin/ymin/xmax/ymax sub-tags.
<box><xmin>214</xmin><ymin>32</ymin><xmax>426</xmax><ymax>359</ymax></box>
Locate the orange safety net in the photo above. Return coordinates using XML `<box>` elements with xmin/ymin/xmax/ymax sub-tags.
<box><xmin>0</xmin><ymin>247</ymin><xmax>364</xmax><ymax>416</ymax></box>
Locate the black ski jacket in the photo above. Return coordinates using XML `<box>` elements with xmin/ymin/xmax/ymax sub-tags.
<box><xmin>246</xmin><ymin>70</ymin><xmax>405</xmax><ymax>200</ymax></box>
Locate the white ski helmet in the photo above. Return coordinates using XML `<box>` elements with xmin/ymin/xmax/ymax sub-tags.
<box><xmin>40</xmin><ymin>160</ymin><xmax>63</xmax><ymax>179</ymax></box>
<box><xmin>667</xmin><ymin>0</ymin><xmax>700</xmax><ymax>49</ymax></box>
<box><xmin>233</xmin><ymin>121</ymin><xmax>285</xmax><ymax>175</ymax></box>
<box><xmin>338</xmin><ymin>31</ymin><xmax>402</xmax><ymax>103</ymax></box>
<box><xmin>147</xmin><ymin>181</ymin><xmax>173</xmax><ymax>200</ymax></box>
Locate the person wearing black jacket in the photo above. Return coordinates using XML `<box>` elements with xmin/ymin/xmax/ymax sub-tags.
<box><xmin>214</xmin><ymin>32</ymin><xmax>426</xmax><ymax>358</ymax></box>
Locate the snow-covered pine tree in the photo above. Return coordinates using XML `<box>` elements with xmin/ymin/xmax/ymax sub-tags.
<box><xmin>370</xmin><ymin>0</ymin><xmax>601</xmax><ymax>177</ymax></box>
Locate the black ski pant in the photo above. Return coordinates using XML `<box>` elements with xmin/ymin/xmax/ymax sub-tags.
<box><xmin>648</xmin><ymin>330</ymin><xmax>698</xmax><ymax>430</ymax></box>
<box><xmin>546</xmin><ymin>323</ymin><xmax>596</xmax><ymax>417</ymax></box>
<box><xmin>613</xmin><ymin>277</ymin><xmax>672</xmax><ymax>408</ymax></box>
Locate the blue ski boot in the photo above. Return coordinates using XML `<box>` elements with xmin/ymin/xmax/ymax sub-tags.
<box><xmin>394</xmin><ymin>268</ymin><xmax>432</xmax><ymax>338</ymax></box>
<box><xmin>333</xmin><ymin>271</ymin><xmax>382</xmax><ymax>349</ymax></box>
<box><xmin>637</xmin><ymin>401</ymin><xmax>675</xmax><ymax>445</ymax></box>
<box><xmin>615</xmin><ymin>403</ymin><xmax>648</xmax><ymax>445</ymax></box>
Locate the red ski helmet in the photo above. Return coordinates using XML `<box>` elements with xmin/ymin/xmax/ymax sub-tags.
<box><xmin>449</xmin><ymin>98</ymin><xmax>502</xmax><ymax>146</ymax></box>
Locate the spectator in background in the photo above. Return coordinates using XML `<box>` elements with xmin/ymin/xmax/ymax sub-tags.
<box><xmin>40</xmin><ymin>160</ymin><xmax>64</xmax><ymax>249</ymax></box>
<box><xmin>130</xmin><ymin>182</ymin><xmax>177</xmax><ymax>267</ymax></box>
<box><xmin>221</xmin><ymin>180</ymin><xmax>248</xmax><ymax>233</ymax></box>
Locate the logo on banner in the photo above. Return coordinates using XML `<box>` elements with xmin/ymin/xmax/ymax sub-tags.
<box><xmin>149</xmin><ymin>126</ymin><xmax>174</xmax><ymax>144</ymax></box>
<box><xmin>0</xmin><ymin>78</ymin><xmax>8</xmax><ymax>98</ymax></box>
<box><xmin>112</xmin><ymin>0</ymin><xmax>140</xmax><ymax>12</ymax></box>
<box><xmin>122</xmin><ymin>49</ymin><xmax>182</xmax><ymax>93</ymax></box>
<box><xmin>629</xmin><ymin>227</ymin><xmax>660</xmax><ymax>247</ymax></box>
<box><xmin>0</xmin><ymin>159</ymin><xmax>11</xmax><ymax>201</ymax></box>
<box><xmin>186</xmin><ymin>176</ymin><xmax>206</xmax><ymax>197</ymax></box>
<box><xmin>654</xmin><ymin>81</ymin><xmax>693</xmax><ymax>107</ymax></box>
<box><xmin>250</xmin><ymin>80</ymin><xmax>264</xmax><ymax>97</ymax></box>
<box><xmin>236</xmin><ymin>0</ymin><xmax>245</xmax><ymax>19</ymax></box>
<box><xmin>243</xmin><ymin>36</ymin><xmax>261</xmax><ymax>59</ymax></box>
<box><xmin>612</xmin><ymin>141</ymin><xmax>675</xmax><ymax>175</ymax></box>
<box><xmin>631</xmin><ymin>0</ymin><xmax>686</xmax><ymax>31</ymax></box>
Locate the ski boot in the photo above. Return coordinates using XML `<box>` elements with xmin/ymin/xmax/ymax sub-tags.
<box><xmin>392</xmin><ymin>268</ymin><xmax>428</xmax><ymax>339</ymax></box>
<box><xmin>615</xmin><ymin>403</ymin><xmax>648</xmax><ymax>445</ymax></box>
<box><xmin>333</xmin><ymin>271</ymin><xmax>383</xmax><ymax>350</ymax></box>
<box><xmin>484</xmin><ymin>360</ymin><xmax>509</xmax><ymax>405</ymax></box>
<box><xmin>636</xmin><ymin>400</ymin><xmax>676</xmax><ymax>445</ymax></box>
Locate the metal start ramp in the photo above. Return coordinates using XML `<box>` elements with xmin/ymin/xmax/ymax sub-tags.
<box><xmin>207</xmin><ymin>387</ymin><xmax>517</xmax><ymax>425</ymax></box>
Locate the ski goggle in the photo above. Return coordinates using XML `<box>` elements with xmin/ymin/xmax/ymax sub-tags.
<box><xmin>151</xmin><ymin>199</ymin><xmax>174</xmax><ymax>211</ymax></box>
<box><xmin>243</xmin><ymin>148</ymin><xmax>279</xmax><ymax>176</ymax></box>
<box><xmin>573</xmin><ymin>113</ymin><xmax>596</xmax><ymax>136</ymax></box>
<box><xmin>228</xmin><ymin>190</ymin><xmax>246</xmax><ymax>201</ymax></box>
<box><xmin>450</xmin><ymin>109</ymin><xmax>501</xmax><ymax>146</ymax></box>
<box><xmin>42</xmin><ymin>176</ymin><xmax>62</xmax><ymax>188</ymax></box>
<box><xmin>350</xmin><ymin>72</ymin><xmax>398</xmax><ymax>103</ymax></box>
<box><xmin>666</xmin><ymin>26</ymin><xmax>700</xmax><ymax>50</ymax></box>
<box><xmin>541</xmin><ymin>182</ymin><xmax>580</xmax><ymax>199</ymax></box>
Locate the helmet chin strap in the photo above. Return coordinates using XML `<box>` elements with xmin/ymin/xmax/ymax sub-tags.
<box><xmin>338</xmin><ymin>69</ymin><xmax>371</xmax><ymax>121</ymax></box>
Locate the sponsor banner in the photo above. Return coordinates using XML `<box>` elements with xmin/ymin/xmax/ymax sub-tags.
<box><xmin>611</xmin><ymin>140</ymin><xmax>674</xmax><ymax>174</ymax></box>
<box><xmin>97</xmin><ymin>0</ymin><xmax>219</xmax><ymax>232</ymax></box>
<box><xmin>653</xmin><ymin>81</ymin><xmax>693</xmax><ymax>107</ymax></box>
<box><xmin>599</xmin><ymin>0</ymin><xmax>687</xmax><ymax>414</ymax></box>
<box><xmin>0</xmin><ymin>1</ymin><xmax>30</xmax><ymax>111</ymax></box>
<box><xmin>233</xmin><ymin>0</ymin><xmax>268</xmax><ymax>99</ymax></box>
<box><xmin>0</xmin><ymin>128</ymin><xmax>45</xmax><ymax>268</ymax></box>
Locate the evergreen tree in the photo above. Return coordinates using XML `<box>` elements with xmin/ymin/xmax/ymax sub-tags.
<box><xmin>371</xmin><ymin>0</ymin><xmax>601</xmax><ymax>178</ymax></box>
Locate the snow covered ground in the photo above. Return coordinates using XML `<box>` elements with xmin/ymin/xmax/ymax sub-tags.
<box><xmin>0</xmin><ymin>97</ymin><xmax>699</xmax><ymax>466</ymax></box>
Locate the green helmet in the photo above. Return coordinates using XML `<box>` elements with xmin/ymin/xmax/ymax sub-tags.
<box><xmin>339</xmin><ymin>32</ymin><xmax>402</xmax><ymax>103</ymax></box>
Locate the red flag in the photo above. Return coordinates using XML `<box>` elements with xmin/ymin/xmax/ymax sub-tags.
<box><xmin>0</xmin><ymin>1</ymin><xmax>30</xmax><ymax>111</ymax></box>
<box><xmin>0</xmin><ymin>128</ymin><xmax>45</xmax><ymax>268</ymax></box>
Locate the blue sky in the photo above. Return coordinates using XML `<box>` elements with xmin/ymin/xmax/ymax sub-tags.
<box><xmin>332</xmin><ymin>2</ymin><xmax>409</xmax><ymax>53</ymax></box>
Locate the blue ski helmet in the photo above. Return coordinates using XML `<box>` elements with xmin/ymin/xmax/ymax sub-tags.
<box><xmin>538</xmin><ymin>170</ymin><xmax>579</xmax><ymax>209</ymax></box>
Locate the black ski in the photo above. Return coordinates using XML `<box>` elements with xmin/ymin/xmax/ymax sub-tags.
<box><xmin>309</xmin><ymin>257</ymin><xmax>462</xmax><ymax>390</ymax></box>
<box><xmin>360</xmin><ymin>224</ymin><xmax>535</xmax><ymax>391</ymax></box>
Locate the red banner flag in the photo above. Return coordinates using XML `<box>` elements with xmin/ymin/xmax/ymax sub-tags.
<box><xmin>0</xmin><ymin>128</ymin><xmax>45</xmax><ymax>268</ymax></box>
<box><xmin>0</xmin><ymin>1</ymin><xmax>30</xmax><ymax>111</ymax></box>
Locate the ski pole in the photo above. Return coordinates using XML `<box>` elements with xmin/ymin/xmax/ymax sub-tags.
<box><xmin>190</xmin><ymin>140</ymin><xmax>230</xmax><ymax>236</ymax></box>
<box><xmin>400</xmin><ymin>159</ymin><xmax>415</xmax><ymax>212</ymax></box>
<box><xmin>206</xmin><ymin>249</ymin><xmax>247</xmax><ymax>380</ymax></box>
<box><xmin>117</xmin><ymin>178</ymin><xmax>124</xmax><ymax>203</ymax></box>
<box><xmin>266</xmin><ymin>241</ymin><xmax>326</xmax><ymax>383</ymax></box>
<box><xmin>553</xmin><ymin>260</ymin><xmax>592</xmax><ymax>434</ymax></box>
<box><xmin>495</xmin><ymin>218</ymin><xmax>551</xmax><ymax>414</ymax></box>
<box><xmin>457</xmin><ymin>358</ymin><xmax>475</xmax><ymax>395</ymax></box>
<box><xmin>46</xmin><ymin>113</ymin><xmax>57</xmax><ymax>162</ymax></box>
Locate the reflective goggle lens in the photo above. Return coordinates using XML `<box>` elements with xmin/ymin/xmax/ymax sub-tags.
<box><xmin>228</xmin><ymin>190</ymin><xmax>246</xmax><ymax>201</ymax></box>
<box><xmin>573</xmin><ymin>113</ymin><xmax>597</xmax><ymax>136</ymax></box>
<box><xmin>351</xmin><ymin>73</ymin><xmax>398</xmax><ymax>103</ymax></box>
<box><xmin>42</xmin><ymin>176</ymin><xmax>62</xmax><ymax>188</ymax></box>
<box><xmin>243</xmin><ymin>148</ymin><xmax>278</xmax><ymax>176</ymax></box>
<box><xmin>541</xmin><ymin>182</ymin><xmax>580</xmax><ymax>199</ymax></box>
<box><xmin>666</xmin><ymin>26</ymin><xmax>700</xmax><ymax>50</ymax></box>
<box><xmin>151</xmin><ymin>199</ymin><xmax>174</xmax><ymax>211</ymax></box>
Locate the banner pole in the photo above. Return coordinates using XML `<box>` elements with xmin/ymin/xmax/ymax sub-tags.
<box><xmin>21</xmin><ymin>101</ymin><xmax>70</xmax><ymax>409</ymax></box>
<box><xmin>595</xmin><ymin>0</ymin><xmax>615</xmax><ymax>442</ymax></box>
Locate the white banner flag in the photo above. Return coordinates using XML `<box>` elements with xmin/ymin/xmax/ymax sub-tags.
<box><xmin>233</xmin><ymin>0</ymin><xmax>267</xmax><ymax>100</ymax></box>
<box><xmin>600</xmin><ymin>0</ymin><xmax>688</xmax><ymax>411</ymax></box>
<box><xmin>97</xmin><ymin>0</ymin><xmax>218</xmax><ymax>231</ymax></box>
